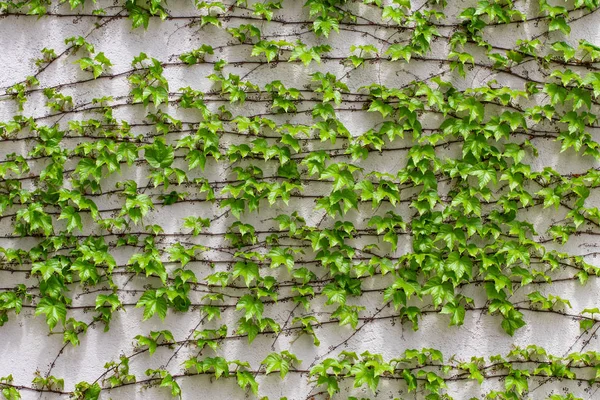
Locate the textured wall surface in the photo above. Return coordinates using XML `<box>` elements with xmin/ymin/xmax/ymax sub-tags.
<box><xmin>1</xmin><ymin>1</ymin><xmax>600</xmax><ymax>399</ymax></box>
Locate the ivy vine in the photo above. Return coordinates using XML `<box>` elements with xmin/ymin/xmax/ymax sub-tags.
<box><xmin>1</xmin><ymin>0</ymin><xmax>600</xmax><ymax>399</ymax></box>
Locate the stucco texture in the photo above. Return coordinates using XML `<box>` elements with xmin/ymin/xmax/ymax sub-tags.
<box><xmin>1</xmin><ymin>0</ymin><xmax>600</xmax><ymax>399</ymax></box>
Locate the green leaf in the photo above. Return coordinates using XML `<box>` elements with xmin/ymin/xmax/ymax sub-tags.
<box><xmin>96</xmin><ymin>293</ymin><xmax>121</xmax><ymax>311</ymax></box>
<box><xmin>158</xmin><ymin>372</ymin><xmax>181</xmax><ymax>397</ymax></box>
<box><xmin>236</xmin><ymin>371</ymin><xmax>258</xmax><ymax>395</ymax></box>
<box><xmin>237</xmin><ymin>319</ymin><xmax>260</xmax><ymax>343</ymax></box>
<box><xmin>262</xmin><ymin>352</ymin><xmax>299</xmax><ymax>379</ymax></box>
<box><xmin>457</xmin><ymin>97</ymin><xmax>484</xmax><ymax>122</ymax></box>
<box><xmin>183</xmin><ymin>216</ymin><xmax>210</xmax><ymax>235</ymax></box>
<box><xmin>313</xmin><ymin>16</ymin><xmax>339</xmax><ymax>37</ymax></box>
<box><xmin>58</xmin><ymin>206</ymin><xmax>83</xmax><ymax>233</ymax></box>
<box><xmin>32</xmin><ymin>258</ymin><xmax>65</xmax><ymax>281</ymax></box>
<box><xmin>143</xmin><ymin>85</ymin><xmax>169</xmax><ymax>107</ymax></box>
<box><xmin>145</xmin><ymin>140</ymin><xmax>174</xmax><ymax>168</ymax></box>
<box><xmin>35</xmin><ymin>298</ymin><xmax>67</xmax><ymax>331</ymax></box>
<box><xmin>402</xmin><ymin>369</ymin><xmax>417</xmax><ymax>391</ymax></box>
<box><xmin>136</xmin><ymin>290</ymin><xmax>168</xmax><ymax>321</ymax></box>
<box><xmin>232</xmin><ymin>262</ymin><xmax>260</xmax><ymax>287</ymax></box>
<box><xmin>236</xmin><ymin>295</ymin><xmax>264</xmax><ymax>320</ymax></box>
<box><xmin>440</xmin><ymin>301</ymin><xmax>466</xmax><ymax>326</ymax></box>
<box><xmin>543</xmin><ymin>83</ymin><xmax>568</xmax><ymax>106</ymax></box>
<box><xmin>71</xmin><ymin>260</ymin><xmax>99</xmax><ymax>285</ymax></box>
<box><xmin>316</xmin><ymin>375</ymin><xmax>340</xmax><ymax>397</ymax></box>
<box><xmin>549</xmin><ymin>17</ymin><xmax>570</xmax><ymax>35</ymax></box>
<box><xmin>167</xmin><ymin>243</ymin><xmax>195</xmax><ymax>267</ymax></box>
<box><xmin>127</xmin><ymin>5</ymin><xmax>150</xmax><ymax>29</ymax></box>
<box><xmin>386</xmin><ymin>44</ymin><xmax>412</xmax><ymax>62</ymax></box>
<box><xmin>422</xmin><ymin>277</ymin><xmax>454</xmax><ymax>307</ymax></box>
<box><xmin>580</xmin><ymin>319</ymin><xmax>595</xmax><ymax>331</ymax></box>
<box><xmin>267</xmin><ymin>247</ymin><xmax>295</xmax><ymax>271</ymax></box>
<box><xmin>505</xmin><ymin>370</ymin><xmax>529</xmax><ymax>395</ymax></box>
<box><xmin>552</xmin><ymin>41</ymin><xmax>575</xmax><ymax>62</ymax></box>
<box><xmin>500</xmin><ymin>309</ymin><xmax>526</xmax><ymax>336</ymax></box>
<box><xmin>2</xmin><ymin>385</ymin><xmax>21</xmax><ymax>400</ymax></box>
<box><xmin>331</xmin><ymin>305</ymin><xmax>364</xmax><ymax>329</ymax></box>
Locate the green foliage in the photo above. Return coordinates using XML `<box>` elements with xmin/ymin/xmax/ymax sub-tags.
<box><xmin>0</xmin><ymin>0</ymin><xmax>599</xmax><ymax>399</ymax></box>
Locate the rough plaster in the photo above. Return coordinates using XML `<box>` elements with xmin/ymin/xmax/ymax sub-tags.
<box><xmin>1</xmin><ymin>1</ymin><xmax>600</xmax><ymax>399</ymax></box>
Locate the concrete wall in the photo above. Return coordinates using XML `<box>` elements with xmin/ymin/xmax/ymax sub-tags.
<box><xmin>1</xmin><ymin>1</ymin><xmax>600</xmax><ymax>399</ymax></box>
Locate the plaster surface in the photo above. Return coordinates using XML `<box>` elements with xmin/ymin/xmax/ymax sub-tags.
<box><xmin>0</xmin><ymin>1</ymin><xmax>600</xmax><ymax>399</ymax></box>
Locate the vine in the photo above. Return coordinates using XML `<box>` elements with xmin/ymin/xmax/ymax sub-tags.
<box><xmin>1</xmin><ymin>0</ymin><xmax>600</xmax><ymax>399</ymax></box>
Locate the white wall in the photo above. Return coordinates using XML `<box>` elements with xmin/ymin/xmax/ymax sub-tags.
<box><xmin>1</xmin><ymin>1</ymin><xmax>600</xmax><ymax>399</ymax></box>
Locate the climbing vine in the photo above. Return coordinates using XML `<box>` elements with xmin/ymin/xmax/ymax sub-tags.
<box><xmin>1</xmin><ymin>0</ymin><xmax>600</xmax><ymax>399</ymax></box>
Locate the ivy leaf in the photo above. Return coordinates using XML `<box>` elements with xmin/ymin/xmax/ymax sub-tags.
<box><xmin>183</xmin><ymin>216</ymin><xmax>210</xmax><ymax>235</ymax></box>
<box><xmin>203</xmin><ymin>357</ymin><xmax>230</xmax><ymax>379</ymax></box>
<box><xmin>236</xmin><ymin>295</ymin><xmax>264</xmax><ymax>320</ymax></box>
<box><xmin>316</xmin><ymin>375</ymin><xmax>339</xmax><ymax>397</ymax></box>
<box><xmin>262</xmin><ymin>352</ymin><xmax>299</xmax><ymax>379</ymax></box>
<box><xmin>167</xmin><ymin>243</ymin><xmax>194</xmax><ymax>267</ymax></box>
<box><xmin>145</xmin><ymin>140</ymin><xmax>174</xmax><ymax>168</ymax></box>
<box><xmin>470</xmin><ymin>166</ymin><xmax>497</xmax><ymax>188</ymax></box>
<box><xmin>422</xmin><ymin>277</ymin><xmax>455</xmax><ymax>307</ymax></box>
<box><xmin>331</xmin><ymin>305</ymin><xmax>364</xmax><ymax>329</ymax></box>
<box><xmin>445</xmin><ymin>252</ymin><xmax>473</xmax><ymax>282</ymax></box>
<box><xmin>136</xmin><ymin>290</ymin><xmax>168</xmax><ymax>321</ymax></box>
<box><xmin>232</xmin><ymin>262</ymin><xmax>260</xmax><ymax>287</ymax></box>
<box><xmin>71</xmin><ymin>260</ymin><xmax>99</xmax><ymax>285</ymax></box>
<box><xmin>96</xmin><ymin>294</ymin><xmax>121</xmax><ymax>311</ymax></box>
<box><xmin>351</xmin><ymin>362</ymin><xmax>379</xmax><ymax>393</ymax></box>
<box><xmin>457</xmin><ymin>97</ymin><xmax>484</xmax><ymax>122</ymax></box>
<box><xmin>251</xmin><ymin>40</ymin><xmax>280</xmax><ymax>62</ymax></box>
<box><xmin>386</xmin><ymin>44</ymin><xmax>412</xmax><ymax>62</ymax></box>
<box><xmin>32</xmin><ymin>258</ymin><xmax>64</xmax><ymax>281</ymax></box>
<box><xmin>127</xmin><ymin>4</ymin><xmax>150</xmax><ymax>29</ymax></box>
<box><xmin>500</xmin><ymin>309</ymin><xmax>526</xmax><ymax>336</ymax></box>
<box><xmin>505</xmin><ymin>370</ymin><xmax>529</xmax><ymax>395</ymax></box>
<box><xmin>26</xmin><ymin>0</ymin><xmax>48</xmax><ymax>15</ymax></box>
<box><xmin>237</xmin><ymin>319</ymin><xmax>260</xmax><ymax>343</ymax></box>
<box><xmin>543</xmin><ymin>83</ymin><xmax>568</xmax><ymax>106</ymax></box>
<box><xmin>142</xmin><ymin>85</ymin><xmax>169</xmax><ymax>107</ymax></box>
<box><xmin>76</xmin><ymin>57</ymin><xmax>96</xmax><ymax>73</ymax></box>
<box><xmin>267</xmin><ymin>247</ymin><xmax>295</xmax><ymax>271</ymax></box>
<box><xmin>35</xmin><ymin>298</ymin><xmax>67</xmax><ymax>331</ymax></box>
<box><xmin>402</xmin><ymin>369</ymin><xmax>417</xmax><ymax>391</ymax></box>
<box><xmin>16</xmin><ymin>203</ymin><xmax>54</xmax><ymax>236</ymax></box>
<box><xmin>440</xmin><ymin>301</ymin><xmax>466</xmax><ymax>326</ymax></box>
<box><xmin>201</xmin><ymin>15</ymin><xmax>221</xmax><ymax>27</ymax></box>
<box><xmin>58</xmin><ymin>206</ymin><xmax>83</xmax><ymax>233</ymax></box>
<box><xmin>289</xmin><ymin>42</ymin><xmax>330</xmax><ymax>66</ymax></box>
<box><xmin>503</xmin><ymin>143</ymin><xmax>526</xmax><ymax>164</ymax></box>
<box><xmin>158</xmin><ymin>373</ymin><xmax>181</xmax><ymax>397</ymax></box>
<box><xmin>313</xmin><ymin>16</ymin><xmax>339</xmax><ymax>37</ymax></box>
<box><xmin>551</xmin><ymin>41</ymin><xmax>575</xmax><ymax>62</ymax></box>
<box><xmin>136</xmin><ymin>335</ymin><xmax>158</xmax><ymax>355</ymax></box>
<box><xmin>0</xmin><ymin>292</ymin><xmax>22</xmax><ymax>315</ymax></box>
<box><xmin>536</xmin><ymin>187</ymin><xmax>561</xmax><ymax>210</ymax></box>
<box><xmin>1</xmin><ymin>386</ymin><xmax>21</xmax><ymax>400</ymax></box>
<box><xmin>236</xmin><ymin>371</ymin><xmax>258</xmax><ymax>395</ymax></box>
<box><xmin>549</xmin><ymin>17</ymin><xmax>570</xmax><ymax>35</ymax></box>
